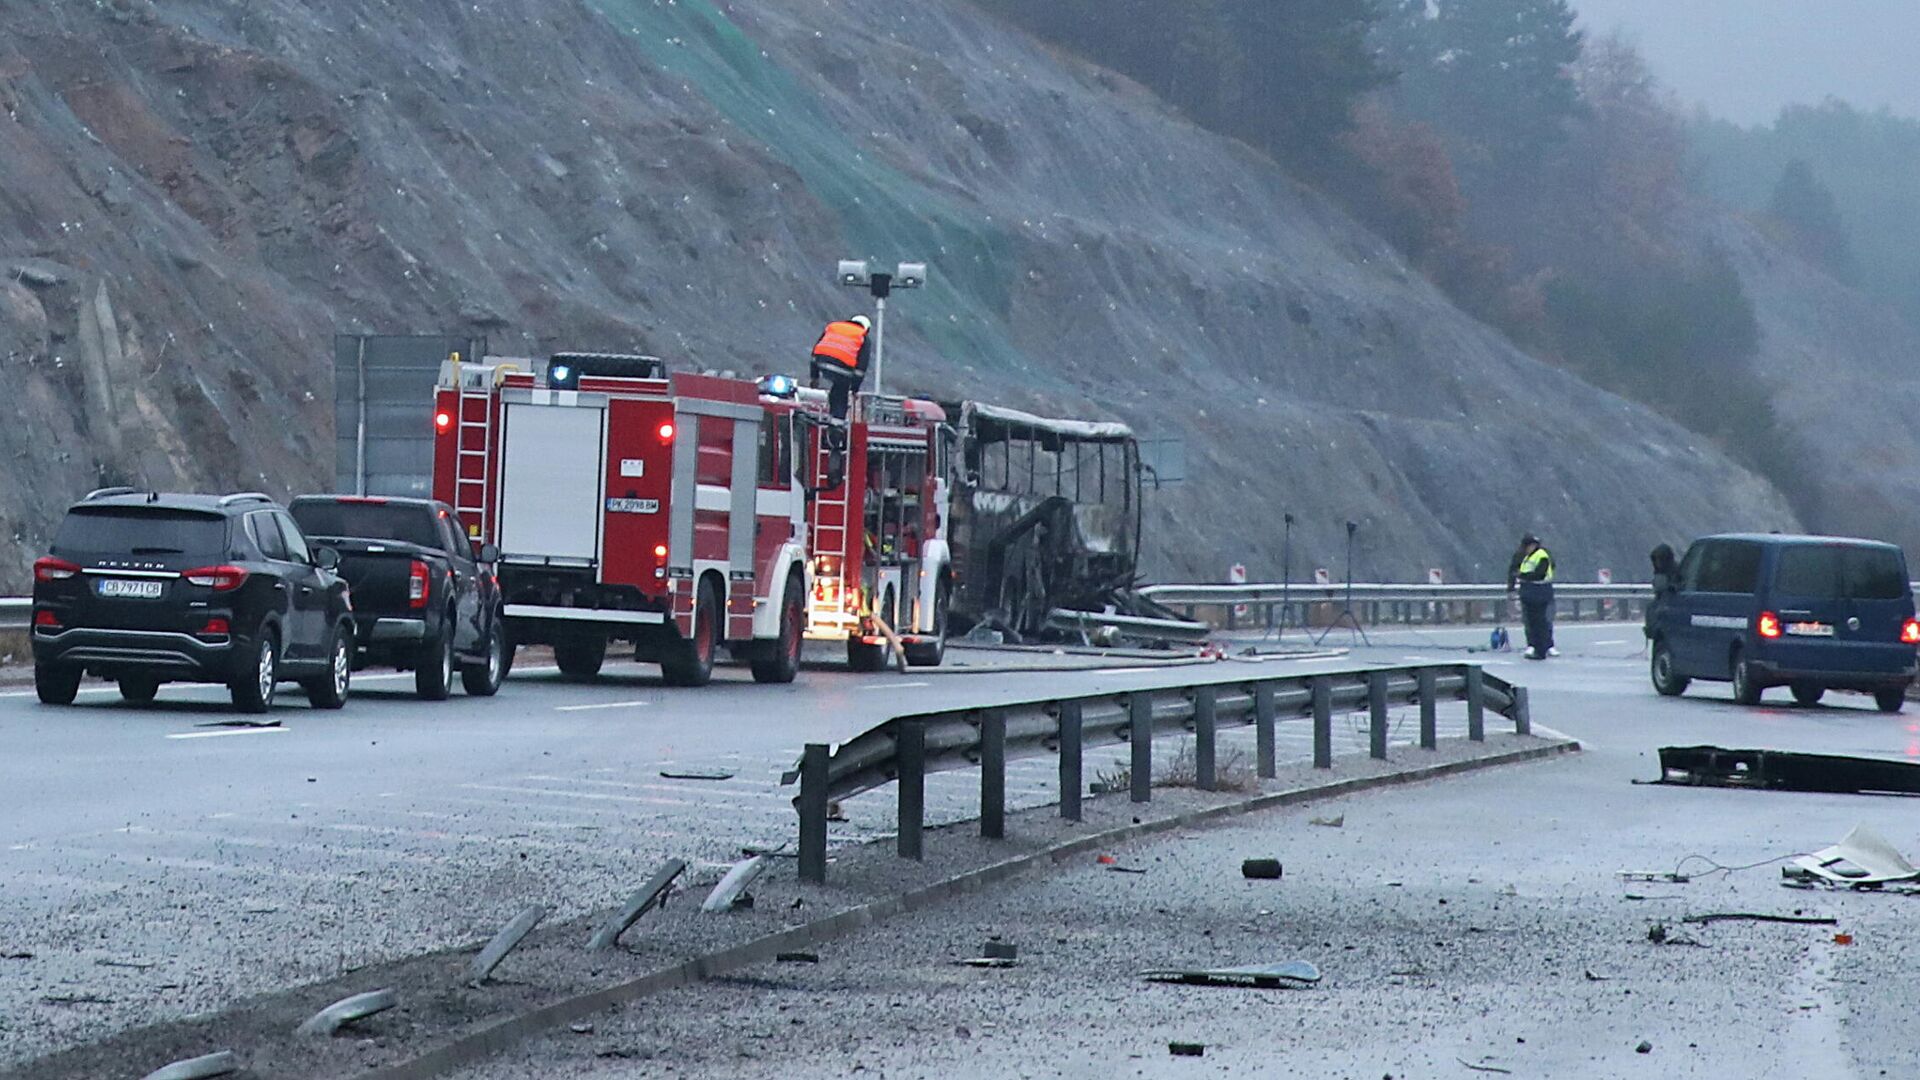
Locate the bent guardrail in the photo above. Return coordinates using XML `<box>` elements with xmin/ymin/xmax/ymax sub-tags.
<box><xmin>1139</xmin><ymin>581</ymin><xmax>1654</xmax><ymax>631</ymax></box>
<box><xmin>785</xmin><ymin>662</ymin><xmax>1530</xmax><ymax>883</ymax></box>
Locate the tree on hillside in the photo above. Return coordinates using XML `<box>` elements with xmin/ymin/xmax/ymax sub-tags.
<box><xmin>1764</xmin><ymin>158</ymin><xmax>1857</xmax><ymax>283</ymax></box>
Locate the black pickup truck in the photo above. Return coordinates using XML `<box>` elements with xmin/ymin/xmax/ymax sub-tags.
<box><xmin>288</xmin><ymin>496</ymin><xmax>507</xmax><ymax>699</ymax></box>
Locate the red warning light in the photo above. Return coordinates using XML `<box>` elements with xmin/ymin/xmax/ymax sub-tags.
<box><xmin>657</xmin><ymin>421</ymin><xmax>676</xmax><ymax>443</ymax></box>
<box><xmin>434</xmin><ymin>411</ymin><xmax>453</xmax><ymax>434</ymax></box>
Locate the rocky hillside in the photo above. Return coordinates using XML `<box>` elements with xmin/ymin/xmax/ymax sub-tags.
<box><xmin>0</xmin><ymin>0</ymin><xmax>1797</xmax><ymax>589</ymax></box>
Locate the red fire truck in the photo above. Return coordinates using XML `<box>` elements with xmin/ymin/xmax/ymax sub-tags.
<box><xmin>431</xmin><ymin>354</ymin><xmax>809</xmax><ymax>686</ymax></box>
<box><xmin>766</xmin><ymin>385</ymin><xmax>954</xmax><ymax>670</ymax></box>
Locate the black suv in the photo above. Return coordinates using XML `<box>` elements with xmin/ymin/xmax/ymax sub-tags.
<box><xmin>31</xmin><ymin>490</ymin><xmax>356</xmax><ymax>712</ymax></box>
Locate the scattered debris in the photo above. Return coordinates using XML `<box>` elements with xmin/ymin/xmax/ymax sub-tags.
<box><xmin>1681</xmin><ymin>912</ymin><xmax>1837</xmax><ymax>927</ymax></box>
<box><xmin>1142</xmin><ymin>960</ymin><xmax>1321</xmax><ymax>989</ymax></box>
<box><xmin>587</xmin><ymin>860</ymin><xmax>687</xmax><ymax>950</ymax></box>
<box><xmin>1241</xmin><ymin>859</ymin><xmax>1283</xmax><ymax>880</ymax></box>
<box><xmin>957</xmin><ymin>957</ymin><xmax>1018</xmax><ymax>969</ymax></box>
<box><xmin>1636</xmin><ymin>1041</ymin><xmax>1653</xmax><ymax>1054</ymax></box>
<box><xmin>1096</xmin><ymin>854</ymin><xmax>1118</xmax><ymax>865</ymax></box>
<box><xmin>826</xmin><ymin>800</ymin><xmax>848</xmax><ymax>823</ymax></box>
<box><xmin>1619</xmin><ymin>871</ymin><xmax>1691</xmax><ymax>884</ymax></box>
<box><xmin>1785</xmin><ymin>826</ymin><xmax>1920</xmax><ymax>888</ymax></box>
<box><xmin>569</xmin><ymin>1022</ymin><xmax>595</xmax><ymax>1035</ymax></box>
<box><xmin>1</xmin><ymin>951</ymin><xmax>32</xmax><ymax>960</ymax></box>
<box><xmin>1646</xmin><ymin>923</ymin><xmax>1707</xmax><ymax>948</ymax></box>
<box><xmin>468</xmin><ymin>904</ymin><xmax>547</xmax><ymax>986</ymax></box>
<box><xmin>138</xmin><ymin>1049</ymin><xmax>239</xmax><ymax>1080</ymax></box>
<box><xmin>1456</xmin><ymin>1059</ymin><xmax>1513</xmax><ymax>1075</ymax></box>
<box><xmin>42</xmin><ymin>993</ymin><xmax>114</xmax><ymax>1006</ymax></box>
<box><xmin>95</xmin><ymin>958</ymin><xmax>157</xmax><ymax>970</ymax></box>
<box><xmin>1169</xmin><ymin>1042</ymin><xmax>1205</xmax><ymax>1057</ymax></box>
<box><xmin>1833</xmin><ymin>933</ymin><xmax>1854</xmax><ymax>946</ymax></box>
<box><xmin>982</xmin><ymin>940</ymin><xmax>1017</xmax><ymax>961</ymax></box>
<box><xmin>1107</xmin><ymin>864</ymin><xmax>1148</xmax><ymax>875</ymax></box>
<box><xmin>660</xmin><ymin>768</ymin><xmax>736</xmax><ymax>781</ymax></box>
<box><xmin>1583</xmin><ymin>969</ymin><xmax>1611</xmax><ymax>981</ymax></box>
<box><xmin>1309</xmin><ymin>815</ymin><xmax>1345</xmax><ymax>828</ymax></box>
<box><xmin>1651</xmin><ymin>745</ymin><xmax>1920</xmax><ymax>795</ymax></box>
<box><xmin>296</xmin><ymin>988</ymin><xmax>397</xmax><ymax>1036</ymax></box>
<box><xmin>702</xmin><ymin>855</ymin><xmax>771</xmax><ymax>913</ymax></box>
<box><xmin>776</xmin><ymin>952</ymin><xmax>819</xmax><ymax>964</ymax></box>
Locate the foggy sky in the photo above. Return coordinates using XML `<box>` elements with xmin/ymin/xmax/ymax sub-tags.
<box><xmin>1571</xmin><ymin>0</ymin><xmax>1920</xmax><ymax>127</ymax></box>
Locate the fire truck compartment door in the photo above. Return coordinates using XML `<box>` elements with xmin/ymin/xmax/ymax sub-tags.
<box><xmin>499</xmin><ymin>399</ymin><xmax>607</xmax><ymax>563</ymax></box>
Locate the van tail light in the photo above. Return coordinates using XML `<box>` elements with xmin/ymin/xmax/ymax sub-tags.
<box><xmin>33</xmin><ymin>557</ymin><xmax>80</xmax><ymax>582</ymax></box>
<box><xmin>408</xmin><ymin>560</ymin><xmax>430</xmax><ymax>609</ymax></box>
<box><xmin>198</xmin><ymin>616</ymin><xmax>231</xmax><ymax>639</ymax></box>
<box><xmin>1757</xmin><ymin>611</ymin><xmax>1783</xmax><ymax>639</ymax></box>
<box><xmin>33</xmin><ymin>609</ymin><xmax>60</xmax><ymax>631</ymax></box>
<box><xmin>184</xmin><ymin>565</ymin><xmax>249</xmax><ymax>592</ymax></box>
<box><xmin>1902</xmin><ymin>619</ymin><xmax>1920</xmax><ymax>645</ymax></box>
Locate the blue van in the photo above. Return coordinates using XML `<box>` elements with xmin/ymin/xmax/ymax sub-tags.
<box><xmin>1644</xmin><ymin>534</ymin><xmax>1919</xmax><ymax>711</ymax></box>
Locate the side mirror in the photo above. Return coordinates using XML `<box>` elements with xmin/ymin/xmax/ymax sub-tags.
<box><xmin>477</xmin><ymin>543</ymin><xmax>500</xmax><ymax>564</ymax></box>
<box><xmin>315</xmin><ymin>546</ymin><xmax>341</xmax><ymax>571</ymax></box>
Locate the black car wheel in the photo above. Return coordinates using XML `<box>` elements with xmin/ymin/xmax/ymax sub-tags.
<box><xmin>304</xmin><ymin>625</ymin><xmax>351</xmax><ymax>709</ymax></box>
<box><xmin>231</xmin><ymin>633</ymin><xmax>279</xmax><ymax>714</ymax></box>
<box><xmin>462</xmin><ymin>615</ymin><xmax>507</xmax><ymax>697</ymax></box>
<box><xmin>118</xmin><ymin>675</ymin><xmax>160</xmax><ymax>705</ymax></box>
<box><xmin>663</xmin><ymin>579</ymin><xmax>721</xmax><ymax>687</ymax></box>
<box><xmin>1650</xmin><ymin>639</ymin><xmax>1688</xmax><ymax>697</ymax></box>
<box><xmin>415</xmin><ymin>626</ymin><xmax>454</xmax><ymax>701</ymax></box>
<box><xmin>1875</xmin><ymin>687</ymin><xmax>1907</xmax><ymax>714</ymax></box>
<box><xmin>1790</xmin><ymin>682</ymin><xmax>1825</xmax><ymax>707</ymax></box>
<box><xmin>750</xmin><ymin>577</ymin><xmax>805</xmax><ymax>685</ymax></box>
<box><xmin>35</xmin><ymin>666</ymin><xmax>81</xmax><ymax>706</ymax></box>
<box><xmin>1730</xmin><ymin>648</ymin><xmax>1764</xmax><ymax>706</ymax></box>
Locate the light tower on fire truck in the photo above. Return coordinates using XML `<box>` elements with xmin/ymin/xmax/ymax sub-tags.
<box><xmin>836</xmin><ymin>259</ymin><xmax>927</xmax><ymax>397</ymax></box>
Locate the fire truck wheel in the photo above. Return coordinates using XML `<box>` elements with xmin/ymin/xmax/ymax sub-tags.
<box><xmin>903</xmin><ymin>580</ymin><xmax>949</xmax><ymax>668</ymax></box>
<box><xmin>662</xmin><ymin>579</ymin><xmax>720</xmax><ymax>687</ymax></box>
<box><xmin>555</xmin><ymin>634</ymin><xmax>608</xmax><ymax>679</ymax></box>
<box><xmin>750</xmin><ymin>577</ymin><xmax>805</xmax><ymax>684</ymax></box>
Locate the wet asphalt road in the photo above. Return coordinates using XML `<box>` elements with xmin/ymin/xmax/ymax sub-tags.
<box><xmin>458</xmin><ymin>624</ymin><xmax>1920</xmax><ymax>1080</ymax></box>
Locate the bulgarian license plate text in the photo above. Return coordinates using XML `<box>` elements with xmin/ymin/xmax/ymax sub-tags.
<box><xmin>97</xmin><ymin>578</ymin><xmax>164</xmax><ymax>599</ymax></box>
<box><xmin>1787</xmin><ymin>622</ymin><xmax>1835</xmax><ymax>637</ymax></box>
<box><xmin>606</xmin><ymin>498</ymin><xmax>659</xmax><ymax>514</ymax></box>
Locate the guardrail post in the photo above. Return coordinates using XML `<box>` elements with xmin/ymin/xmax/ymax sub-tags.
<box><xmin>1512</xmin><ymin>685</ymin><xmax>1532</xmax><ymax>736</ymax></box>
<box><xmin>1311</xmin><ymin>677</ymin><xmax>1332</xmax><ymax>769</ymax></box>
<box><xmin>1060</xmin><ymin>701</ymin><xmax>1083</xmax><ymax>822</ymax></box>
<box><xmin>1129</xmin><ymin>693</ymin><xmax>1152</xmax><ymax>803</ymax></box>
<box><xmin>798</xmin><ymin>744</ymin><xmax>829</xmax><ymax>884</ymax></box>
<box><xmin>1367</xmin><ymin>671</ymin><xmax>1389</xmax><ymax>760</ymax></box>
<box><xmin>1417</xmin><ymin>668</ymin><xmax>1438</xmax><ymax>750</ymax></box>
<box><xmin>1254</xmin><ymin>682</ymin><xmax>1276</xmax><ymax>779</ymax></box>
<box><xmin>1465</xmin><ymin>666</ymin><xmax>1486</xmax><ymax>742</ymax></box>
<box><xmin>980</xmin><ymin>710</ymin><xmax>1006</xmax><ymax>839</ymax></box>
<box><xmin>897</xmin><ymin>719</ymin><xmax>926</xmax><ymax>860</ymax></box>
<box><xmin>1194</xmin><ymin>686</ymin><xmax>1217</xmax><ymax>792</ymax></box>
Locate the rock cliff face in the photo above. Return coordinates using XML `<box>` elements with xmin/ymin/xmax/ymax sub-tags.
<box><xmin>0</xmin><ymin>0</ymin><xmax>1796</xmax><ymax>589</ymax></box>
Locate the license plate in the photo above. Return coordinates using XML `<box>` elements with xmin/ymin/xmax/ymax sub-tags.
<box><xmin>1787</xmin><ymin>622</ymin><xmax>1835</xmax><ymax>637</ymax></box>
<box><xmin>96</xmin><ymin>578</ymin><xmax>164</xmax><ymax>599</ymax></box>
<box><xmin>605</xmin><ymin>498</ymin><xmax>659</xmax><ymax>514</ymax></box>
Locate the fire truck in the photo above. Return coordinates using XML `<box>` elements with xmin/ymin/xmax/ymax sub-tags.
<box><xmin>764</xmin><ymin>385</ymin><xmax>954</xmax><ymax>670</ymax></box>
<box><xmin>430</xmin><ymin>353</ymin><xmax>809</xmax><ymax>686</ymax></box>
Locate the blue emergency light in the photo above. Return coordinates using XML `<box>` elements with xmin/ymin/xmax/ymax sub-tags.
<box><xmin>759</xmin><ymin>374</ymin><xmax>798</xmax><ymax>398</ymax></box>
<box><xmin>548</xmin><ymin>362</ymin><xmax>576</xmax><ymax>389</ymax></box>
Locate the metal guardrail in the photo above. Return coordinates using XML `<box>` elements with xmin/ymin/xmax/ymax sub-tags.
<box><xmin>787</xmin><ymin>662</ymin><xmax>1530</xmax><ymax>883</ymax></box>
<box><xmin>0</xmin><ymin>597</ymin><xmax>28</xmax><ymax>632</ymax></box>
<box><xmin>1139</xmin><ymin>581</ymin><xmax>1655</xmax><ymax>631</ymax></box>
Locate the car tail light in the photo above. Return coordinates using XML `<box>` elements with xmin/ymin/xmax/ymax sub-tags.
<box><xmin>33</xmin><ymin>609</ymin><xmax>59</xmax><ymax>630</ymax></box>
<box><xmin>408</xmin><ymin>559</ymin><xmax>430</xmax><ymax>609</ymax></box>
<box><xmin>435</xmin><ymin>411</ymin><xmax>453</xmax><ymax>434</ymax></box>
<box><xmin>33</xmin><ymin>557</ymin><xmax>80</xmax><ymax>582</ymax></box>
<box><xmin>1757</xmin><ymin>611</ymin><xmax>1783</xmax><ymax>639</ymax></box>
<box><xmin>1902</xmin><ymin>619</ymin><xmax>1920</xmax><ymax>645</ymax></box>
<box><xmin>184</xmin><ymin>565</ymin><xmax>249</xmax><ymax>592</ymax></box>
<box><xmin>198</xmin><ymin>616</ymin><xmax>231</xmax><ymax>638</ymax></box>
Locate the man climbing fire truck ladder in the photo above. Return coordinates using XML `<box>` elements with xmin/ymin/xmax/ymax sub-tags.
<box><xmin>433</xmin><ymin>353</ymin><xmax>809</xmax><ymax>685</ymax></box>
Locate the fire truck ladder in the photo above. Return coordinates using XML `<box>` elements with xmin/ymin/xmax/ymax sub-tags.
<box><xmin>809</xmin><ymin>432</ymin><xmax>850</xmax><ymax>558</ymax></box>
<box><xmin>451</xmin><ymin>370</ymin><xmax>494</xmax><ymax>532</ymax></box>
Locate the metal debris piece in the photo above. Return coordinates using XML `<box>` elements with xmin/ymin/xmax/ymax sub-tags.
<box><xmin>702</xmin><ymin>855</ymin><xmax>771</xmax><ymax>913</ymax></box>
<box><xmin>1636</xmin><ymin>1041</ymin><xmax>1653</xmax><ymax>1054</ymax></box>
<box><xmin>468</xmin><ymin>904</ymin><xmax>547</xmax><ymax>986</ymax></box>
<box><xmin>776</xmin><ymin>952</ymin><xmax>819</xmax><ymax>964</ymax></box>
<box><xmin>1241</xmin><ymin>859</ymin><xmax>1283</xmax><ymax>880</ymax></box>
<box><xmin>1618</xmin><ymin>871</ymin><xmax>1691</xmax><ymax>883</ymax></box>
<box><xmin>1107</xmin><ymin>864</ymin><xmax>1148</xmax><ymax>875</ymax></box>
<box><xmin>982</xmin><ymin>940</ymin><xmax>1017</xmax><ymax>961</ymax></box>
<box><xmin>296</xmin><ymin>988</ymin><xmax>397</xmax><ymax>1036</ymax></box>
<box><xmin>1457</xmin><ymin>1060</ymin><xmax>1513</xmax><ymax>1075</ymax></box>
<box><xmin>660</xmin><ymin>768</ymin><xmax>736</xmax><ymax>781</ymax></box>
<box><xmin>1652</xmin><ymin>745</ymin><xmax>1920</xmax><ymax>795</ymax></box>
<box><xmin>569</xmin><ymin>1022</ymin><xmax>595</xmax><ymax>1035</ymax></box>
<box><xmin>1646</xmin><ymin>923</ymin><xmax>1706</xmax><ymax>948</ymax></box>
<box><xmin>139</xmin><ymin>1050</ymin><xmax>239</xmax><ymax>1080</ymax></box>
<box><xmin>1309</xmin><ymin>815</ymin><xmax>1344</xmax><ymax>828</ymax></box>
<box><xmin>1169</xmin><ymin>1042</ymin><xmax>1205</xmax><ymax>1057</ymax></box>
<box><xmin>1141</xmin><ymin>960</ymin><xmax>1321</xmax><ymax>989</ymax></box>
<box><xmin>1786</xmin><ymin>825</ymin><xmax>1920</xmax><ymax>887</ymax></box>
<box><xmin>41</xmin><ymin>993</ymin><xmax>114</xmax><ymax>1006</ymax></box>
<box><xmin>957</xmin><ymin>957</ymin><xmax>1018</xmax><ymax>968</ymax></box>
<box><xmin>587</xmin><ymin>860</ymin><xmax>686</xmax><ymax>949</ymax></box>
<box><xmin>1681</xmin><ymin>912</ymin><xmax>1838</xmax><ymax>927</ymax></box>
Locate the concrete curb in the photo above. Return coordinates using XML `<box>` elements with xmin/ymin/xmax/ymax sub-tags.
<box><xmin>356</xmin><ymin>736</ymin><xmax>1579</xmax><ymax>1080</ymax></box>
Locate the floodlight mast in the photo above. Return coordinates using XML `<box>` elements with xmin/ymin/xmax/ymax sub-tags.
<box><xmin>836</xmin><ymin>259</ymin><xmax>927</xmax><ymax>396</ymax></box>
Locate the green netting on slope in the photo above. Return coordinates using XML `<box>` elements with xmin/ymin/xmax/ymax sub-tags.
<box><xmin>586</xmin><ymin>0</ymin><xmax>1029</xmax><ymax>378</ymax></box>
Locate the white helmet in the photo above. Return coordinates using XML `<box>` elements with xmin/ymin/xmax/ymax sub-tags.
<box><xmin>850</xmin><ymin>314</ymin><xmax>872</xmax><ymax>330</ymax></box>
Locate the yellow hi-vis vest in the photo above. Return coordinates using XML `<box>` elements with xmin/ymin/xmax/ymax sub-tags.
<box><xmin>1519</xmin><ymin>547</ymin><xmax>1554</xmax><ymax>584</ymax></box>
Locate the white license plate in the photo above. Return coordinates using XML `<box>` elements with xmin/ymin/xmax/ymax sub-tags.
<box><xmin>605</xmin><ymin>498</ymin><xmax>659</xmax><ymax>514</ymax></box>
<box><xmin>1787</xmin><ymin>622</ymin><xmax>1835</xmax><ymax>637</ymax></box>
<box><xmin>96</xmin><ymin>578</ymin><xmax>164</xmax><ymax>599</ymax></box>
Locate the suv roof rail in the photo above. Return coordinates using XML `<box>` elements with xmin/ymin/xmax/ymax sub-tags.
<box><xmin>217</xmin><ymin>492</ymin><xmax>275</xmax><ymax>507</ymax></box>
<box><xmin>83</xmin><ymin>486</ymin><xmax>142</xmax><ymax>501</ymax></box>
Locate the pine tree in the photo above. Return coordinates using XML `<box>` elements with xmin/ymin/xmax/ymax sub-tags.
<box><xmin>1765</xmin><ymin>159</ymin><xmax>1856</xmax><ymax>283</ymax></box>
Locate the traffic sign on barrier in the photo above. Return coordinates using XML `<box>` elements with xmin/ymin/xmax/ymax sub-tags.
<box><xmin>1229</xmin><ymin>563</ymin><xmax>1248</xmax><ymax>620</ymax></box>
<box><xmin>1313</xmin><ymin>568</ymin><xmax>1331</xmax><ymax>586</ymax></box>
<box><xmin>1428</xmin><ymin>568</ymin><xmax>1443</xmax><ymax>585</ymax></box>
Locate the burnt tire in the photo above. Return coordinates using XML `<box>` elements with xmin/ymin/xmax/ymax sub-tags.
<box><xmin>750</xmin><ymin>577</ymin><xmax>805</xmax><ymax>685</ymax></box>
<box><xmin>662</xmin><ymin>579</ymin><xmax>720</xmax><ymax>687</ymax></box>
<box><xmin>36</xmin><ymin>666</ymin><xmax>81</xmax><ymax>706</ymax></box>
<box><xmin>303</xmin><ymin>624</ymin><xmax>351</xmax><ymax>710</ymax></box>
<box><xmin>554</xmin><ymin>634</ymin><xmax>607</xmax><ymax>680</ymax></box>
<box><xmin>1650</xmin><ymin>639</ymin><xmax>1688</xmax><ymax>697</ymax></box>
<box><xmin>414</xmin><ymin>627</ymin><xmax>454</xmax><ymax>701</ymax></box>
<box><xmin>462</xmin><ymin>615</ymin><xmax>507</xmax><ymax>697</ymax></box>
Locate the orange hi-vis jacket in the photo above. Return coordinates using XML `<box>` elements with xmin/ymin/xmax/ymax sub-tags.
<box><xmin>812</xmin><ymin>321</ymin><xmax>869</xmax><ymax>372</ymax></box>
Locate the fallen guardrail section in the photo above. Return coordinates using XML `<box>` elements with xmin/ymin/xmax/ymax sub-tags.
<box><xmin>1139</xmin><ymin>581</ymin><xmax>1657</xmax><ymax>631</ymax></box>
<box><xmin>786</xmin><ymin>662</ymin><xmax>1530</xmax><ymax>883</ymax></box>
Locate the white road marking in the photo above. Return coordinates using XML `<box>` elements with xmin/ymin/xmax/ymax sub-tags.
<box><xmin>860</xmin><ymin>681</ymin><xmax>930</xmax><ymax>690</ymax></box>
<box><xmin>166</xmin><ymin>727</ymin><xmax>288</xmax><ymax>740</ymax></box>
<box><xmin>1593</xmin><ymin>640</ymin><xmax>1628</xmax><ymax>646</ymax></box>
<box><xmin>555</xmin><ymin>700</ymin><xmax>652</xmax><ymax>712</ymax></box>
<box><xmin>1529</xmin><ymin>722</ymin><xmax>1590</xmax><ymax>749</ymax></box>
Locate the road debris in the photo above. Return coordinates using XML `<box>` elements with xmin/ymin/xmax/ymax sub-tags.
<box><xmin>1142</xmin><ymin>960</ymin><xmax>1321</xmax><ymax>989</ymax></box>
<box><xmin>1784</xmin><ymin>825</ymin><xmax>1920</xmax><ymax>888</ymax></box>
<box><xmin>1618</xmin><ymin>870</ymin><xmax>1691</xmax><ymax>883</ymax></box>
<box><xmin>2</xmin><ymin>950</ymin><xmax>32</xmax><ymax>960</ymax></box>
<box><xmin>1681</xmin><ymin>912</ymin><xmax>1837</xmax><ymax>927</ymax></box>
<box><xmin>1646</xmin><ymin>923</ymin><xmax>1707</xmax><ymax>947</ymax></box>
<box><xmin>1107</xmin><ymin>863</ymin><xmax>1148</xmax><ymax>874</ymax></box>
<box><xmin>41</xmin><ymin>993</ymin><xmax>114</xmax><ymax>1006</ymax></box>
<box><xmin>1833</xmin><ymin>933</ymin><xmax>1854</xmax><ymax>946</ymax></box>
<box><xmin>702</xmin><ymin>855</ymin><xmax>771</xmax><ymax>913</ymax></box>
<box><xmin>1456</xmin><ymin>1059</ymin><xmax>1513</xmax><ymax>1075</ymax></box>
<box><xmin>138</xmin><ymin>1049</ymin><xmax>239</xmax><ymax>1080</ymax></box>
<box><xmin>588</xmin><ymin>859</ymin><xmax>687</xmax><ymax>950</ymax></box>
<box><xmin>1241</xmin><ymin>858</ymin><xmax>1283</xmax><ymax>880</ymax></box>
<box><xmin>1636</xmin><ymin>1040</ymin><xmax>1654</xmax><ymax>1054</ymax></box>
<box><xmin>776</xmin><ymin>952</ymin><xmax>820</xmax><ymax>964</ymax></box>
<box><xmin>296</xmin><ymin>988</ymin><xmax>397</xmax><ymax>1036</ymax></box>
<box><xmin>1650</xmin><ymin>745</ymin><xmax>1920</xmax><ymax>795</ymax></box>
<box><xmin>957</xmin><ymin>957</ymin><xmax>1018</xmax><ymax>969</ymax></box>
<box><xmin>95</xmin><ymin>957</ymin><xmax>158</xmax><ymax>969</ymax></box>
<box><xmin>1309</xmin><ymin>815</ymin><xmax>1344</xmax><ymax>828</ymax></box>
<box><xmin>982</xmin><ymin>940</ymin><xmax>1017</xmax><ymax>961</ymax></box>
<box><xmin>1583</xmin><ymin>969</ymin><xmax>1611</xmax><ymax>981</ymax></box>
<box><xmin>660</xmin><ymin>768</ymin><xmax>736</xmax><ymax>781</ymax></box>
<box><xmin>468</xmin><ymin>904</ymin><xmax>547</xmax><ymax>986</ymax></box>
<box><xmin>569</xmin><ymin>1022</ymin><xmax>595</xmax><ymax>1035</ymax></box>
<box><xmin>1169</xmin><ymin>1042</ymin><xmax>1205</xmax><ymax>1057</ymax></box>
